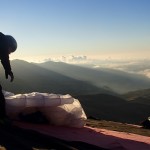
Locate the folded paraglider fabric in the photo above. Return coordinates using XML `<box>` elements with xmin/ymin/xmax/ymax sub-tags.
<box><xmin>5</xmin><ymin>91</ymin><xmax>87</xmax><ymax>128</ymax></box>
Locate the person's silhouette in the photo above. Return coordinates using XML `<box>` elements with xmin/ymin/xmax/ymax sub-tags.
<box><xmin>0</xmin><ymin>32</ymin><xmax>17</xmax><ymax>120</ymax></box>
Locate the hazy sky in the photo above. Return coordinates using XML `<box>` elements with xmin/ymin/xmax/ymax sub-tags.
<box><xmin>1</xmin><ymin>0</ymin><xmax>150</xmax><ymax>62</ymax></box>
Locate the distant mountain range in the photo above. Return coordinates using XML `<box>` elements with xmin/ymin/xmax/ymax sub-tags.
<box><xmin>123</xmin><ymin>88</ymin><xmax>150</xmax><ymax>105</ymax></box>
<box><xmin>0</xmin><ymin>60</ymin><xmax>111</xmax><ymax>95</ymax></box>
<box><xmin>37</xmin><ymin>60</ymin><xmax>150</xmax><ymax>93</ymax></box>
<box><xmin>76</xmin><ymin>94</ymin><xmax>150</xmax><ymax>124</ymax></box>
<box><xmin>1</xmin><ymin>59</ymin><xmax>150</xmax><ymax>94</ymax></box>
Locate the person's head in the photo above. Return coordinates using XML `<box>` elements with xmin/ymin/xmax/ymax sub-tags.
<box><xmin>5</xmin><ymin>35</ymin><xmax>17</xmax><ymax>54</ymax></box>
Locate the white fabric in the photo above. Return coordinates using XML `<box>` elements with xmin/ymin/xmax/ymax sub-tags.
<box><xmin>4</xmin><ymin>91</ymin><xmax>87</xmax><ymax>128</ymax></box>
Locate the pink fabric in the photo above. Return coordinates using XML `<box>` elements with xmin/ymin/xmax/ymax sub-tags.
<box><xmin>14</xmin><ymin>122</ymin><xmax>150</xmax><ymax>150</ymax></box>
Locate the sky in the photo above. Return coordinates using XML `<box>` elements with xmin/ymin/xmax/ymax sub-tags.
<box><xmin>1</xmin><ymin>0</ymin><xmax>150</xmax><ymax>62</ymax></box>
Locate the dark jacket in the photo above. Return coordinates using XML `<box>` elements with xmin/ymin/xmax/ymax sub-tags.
<box><xmin>0</xmin><ymin>32</ymin><xmax>12</xmax><ymax>74</ymax></box>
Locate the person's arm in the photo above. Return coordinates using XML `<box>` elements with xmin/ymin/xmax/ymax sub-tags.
<box><xmin>0</xmin><ymin>32</ymin><xmax>14</xmax><ymax>82</ymax></box>
<box><xmin>1</xmin><ymin>55</ymin><xmax>14</xmax><ymax>82</ymax></box>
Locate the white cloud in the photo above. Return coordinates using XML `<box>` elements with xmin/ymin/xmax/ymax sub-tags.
<box><xmin>138</xmin><ymin>69</ymin><xmax>150</xmax><ymax>78</ymax></box>
<box><xmin>67</xmin><ymin>55</ymin><xmax>87</xmax><ymax>62</ymax></box>
<box><xmin>41</xmin><ymin>55</ymin><xmax>89</xmax><ymax>64</ymax></box>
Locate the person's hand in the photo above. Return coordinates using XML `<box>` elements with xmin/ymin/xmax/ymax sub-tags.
<box><xmin>5</xmin><ymin>71</ymin><xmax>14</xmax><ymax>82</ymax></box>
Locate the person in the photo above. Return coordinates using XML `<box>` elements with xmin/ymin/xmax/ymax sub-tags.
<box><xmin>0</xmin><ymin>32</ymin><xmax>17</xmax><ymax>121</ymax></box>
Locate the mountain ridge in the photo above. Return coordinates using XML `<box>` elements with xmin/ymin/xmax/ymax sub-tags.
<box><xmin>0</xmin><ymin>59</ymin><xmax>112</xmax><ymax>95</ymax></box>
<box><xmin>5</xmin><ymin>59</ymin><xmax>150</xmax><ymax>94</ymax></box>
<box><xmin>123</xmin><ymin>88</ymin><xmax>150</xmax><ymax>105</ymax></box>
<box><xmin>37</xmin><ymin>60</ymin><xmax>150</xmax><ymax>93</ymax></box>
<box><xmin>76</xmin><ymin>93</ymin><xmax>150</xmax><ymax>124</ymax></box>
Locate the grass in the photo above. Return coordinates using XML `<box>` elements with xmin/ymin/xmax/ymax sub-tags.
<box><xmin>86</xmin><ymin>119</ymin><xmax>150</xmax><ymax>137</ymax></box>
